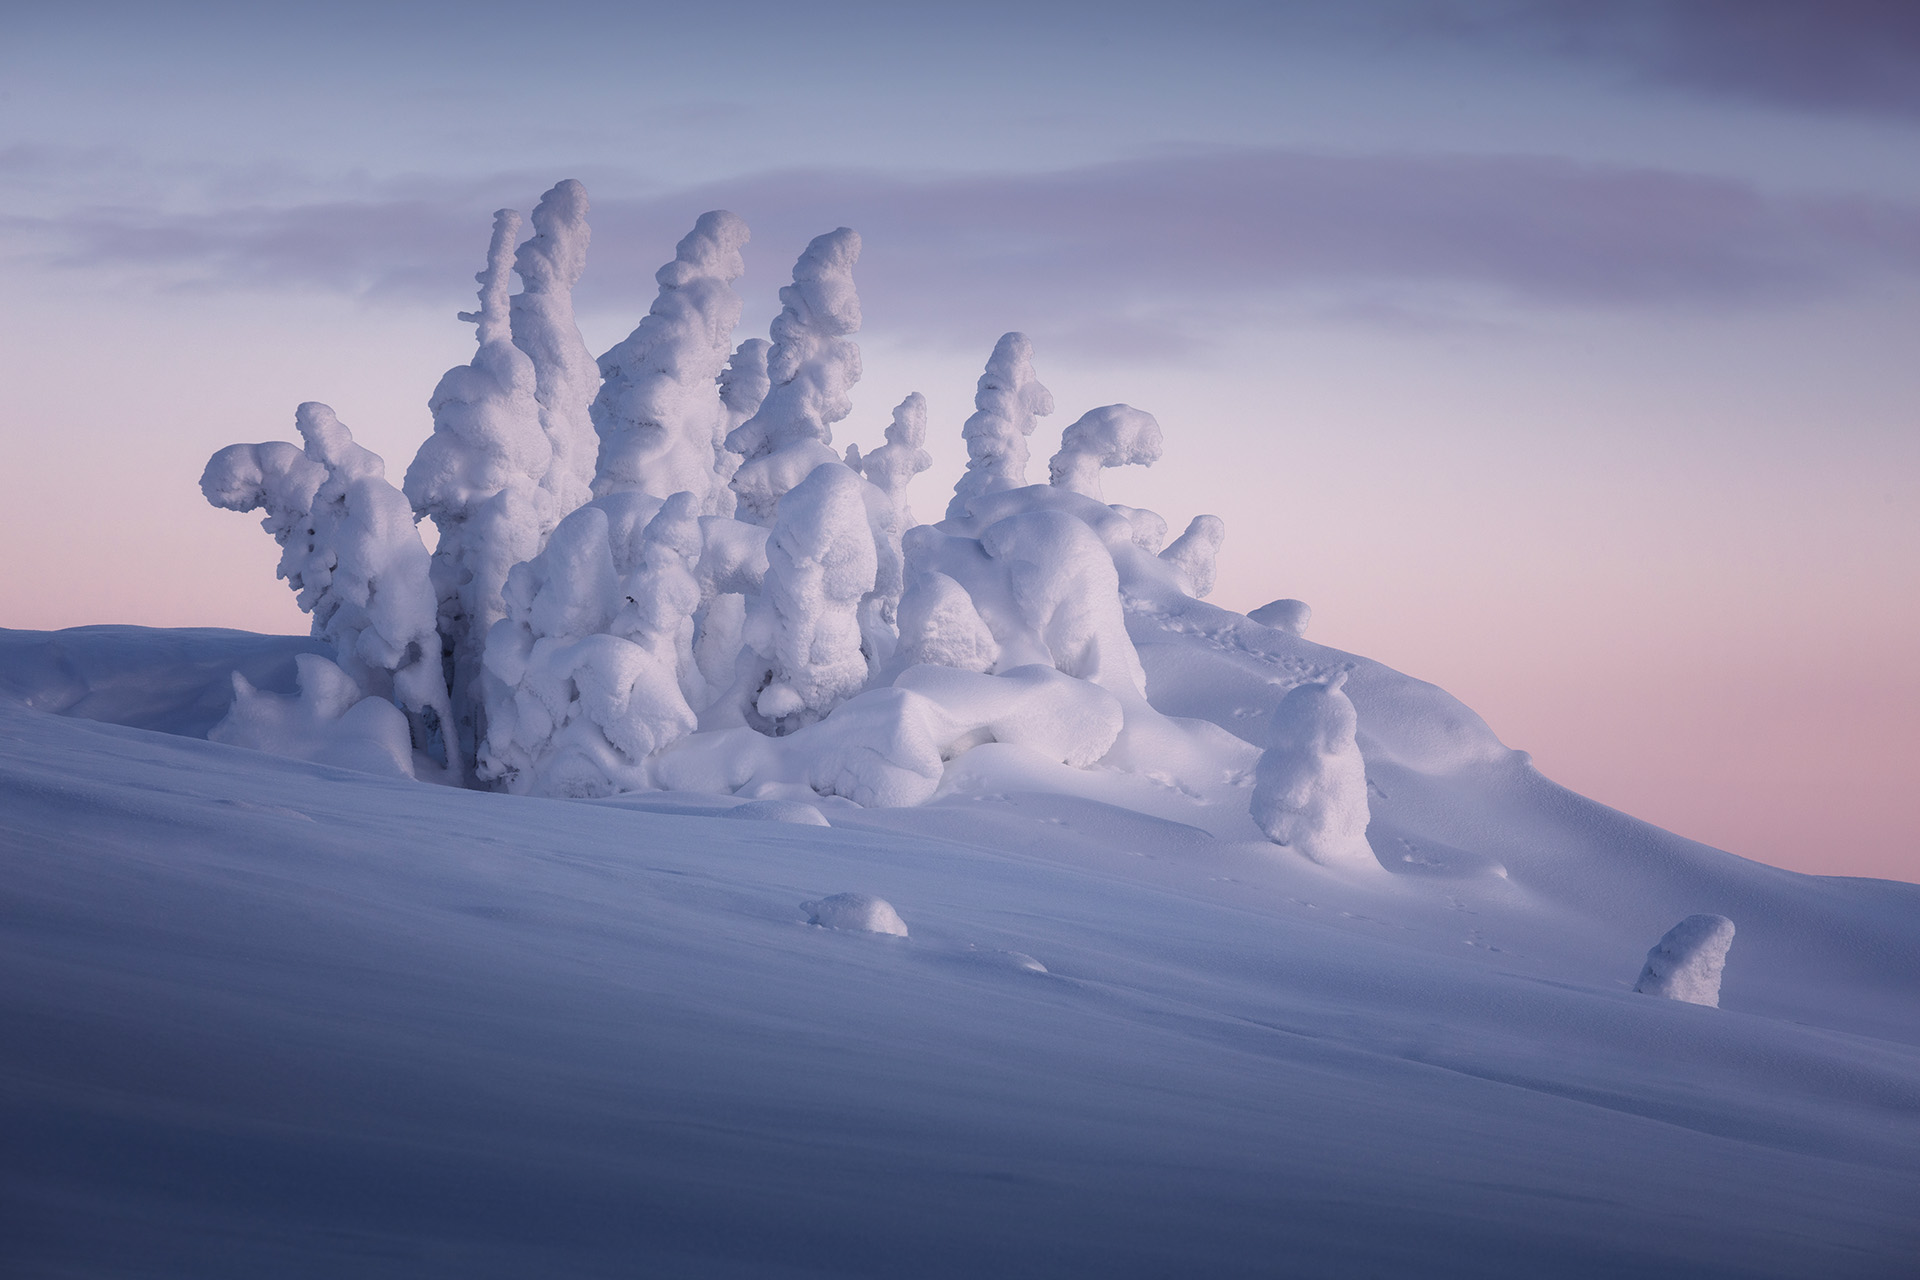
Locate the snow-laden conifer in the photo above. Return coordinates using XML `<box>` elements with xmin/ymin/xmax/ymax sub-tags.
<box><xmin>1252</xmin><ymin>673</ymin><xmax>1377</xmax><ymax>870</ymax></box>
<box><xmin>1161</xmin><ymin>514</ymin><xmax>1225</xmax><ymax>598</ymax></box>
<box><xmin>1047</xmin><ymin>404</ymin><xmax>1163</xmax><ymax>500</ymax></box>
<box><xmin>947</xmin><ymin>332</ymin><xmax>1054</xmax><ymax>521</ymax></box>
<box><xmin>727</xmin><ymin>228</ymin><xmax>863</xmax><ymax>523</ymax></box>
<box><xmin>477</xmin><ymin>492</ymin><xmax>704</xmax><ymax>797</ymax></box>
<box><xmin>741</xmin><ymin>462</ymin><xmax>877</xmax><ymax>730</ymax></box>
<box><xmin>203</xmin><ymin>403</ymin><xmax>456</xmax><ymax>775</ymax></box>
<box><xmin>404</xmin><ymin>208</ymin><xmax>554</xmax><ymax>769</ymax></box>
<box><xmin>592</xmin><ymin>211</ymin><xmax>751</xmax><ymax>514</ymax></box>
<box><xmin>511</xmin><ymin>179</ymin><xmax>597</xmax><ymax>518</ymax></box>
<box><xmin>848</xmin><ymin>392</ymin><xmax>934</xmax><ymax>662</ymax></box>
<box><xmin>713</xmin><ymin>337</ymin><xmax>771</xmax><ymax>515</ymax></box>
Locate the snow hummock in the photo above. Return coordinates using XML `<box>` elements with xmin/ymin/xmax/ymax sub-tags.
<box><xmin>210</xmin><ymin>652</ymin><xmax>415</xmax><ymax>779</ymax></box>
<box><xmin>1636</xmin><ymin>914</ymin><xmax>1737</xmax><ymax>1007</ymax></box>
<box><xmin>1251</xmin><ymin>672</ymin><xmax>1378</xmax><ymax>871</ymax></box>
<box><xmin>1250</xmin><ymin>598</ymin><xmax>1313</xmax><ymax>635</ymax></box>
<box><xmin>801</xmin><ymin>892</ymin><xmax>910</xmax><ymax>936</ymax></box>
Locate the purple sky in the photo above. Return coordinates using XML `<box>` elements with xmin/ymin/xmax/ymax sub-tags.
<box><xmin>2</xmin><ymin>1</ymin><xmax>1916</xmax><ymax>880</ymax></box>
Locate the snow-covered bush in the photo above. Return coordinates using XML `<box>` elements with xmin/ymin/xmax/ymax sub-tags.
<box><xmin>405</xmin><ymin>208</ymin><xmax>554</xmax><ymax>766</ymax></box>
<box><xmin>1160</xmin><ymin>515</ymin><xmax>1225</xmax><ymax>598</ymax></box>
<box><xmin>947</xmin><ymin>332</ymin><xmax>1053</xmax><ymax>521</ymax></box>
<box><xmin>203</xmin><ymin>403</ymin><xmax>455</xmax><ymax>775</ymax></box>
<box><xmin>727</xmin><ymin>228</ymin><xmax>863</xmax><ymax>523</ymax></box>
<box><xmin>211</xmin><ymin>653</ymin><xmax>417</xmax><ymax>779</ymax></box>
<box><xmin>1635</xmin><ymin>915</ymin><xmax>1736</xmax><ymax>1007</ymax></box>
<box><xmin>592</xmin><ymin>210</ymin><xmax>751</xmax><ymax>513</ymax></box>
<box><xmin>1252</xmin><ymin>673</ymin><xmax>1377</xmax><ymax>871</ymax></box>
<box><xmin>1048</xmin><ymin>404</ymin><xmax>1163</xmax><ymax>499</ymax></box>
<box><xmin>511</xmin><ymin>179</ymin><xmax>598</xmax><ymax>517</ymax></box>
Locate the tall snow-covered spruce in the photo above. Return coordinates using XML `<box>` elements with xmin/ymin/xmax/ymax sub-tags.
<box><xmin>404</xmin><ymin>208</ymin><xmax>554</xmax><ymax>771</ymax></box>
<box><xmin>947</xmin><ymin>332</ymin><xmax>1054</xmax><ymax>521</ymax></box>
<box><xmin>592</xmin><ymin>210</ymin><xmax>751</xmax><ymax>513</ymax></box>
<box><xmin>727</xmin><ymin>228</ymin><xmax>863</xmax><ymax>524</ymax></box>
<box><xmin>511</xmin><ymin>179</ymin><xmax>598</xmax><ymax>519</ymax></box>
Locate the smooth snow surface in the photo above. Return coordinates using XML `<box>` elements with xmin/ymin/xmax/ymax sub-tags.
<box><xmin>1636</xmin><ymin>913</ymin><xmax>1738</xmax><ymax>1007</ymax></box>
<box><xmin>3</xmin><ymin>624</ymin><xmax>1918</xmax><ymax>1279</ymax></box>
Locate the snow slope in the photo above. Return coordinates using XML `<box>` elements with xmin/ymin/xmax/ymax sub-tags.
<box><xmin>1</xmin><ymin>624</ymin><xmax>1917</xmax><ymax>1278</ymax></box>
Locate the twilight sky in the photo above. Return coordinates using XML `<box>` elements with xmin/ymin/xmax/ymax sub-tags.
<box><xmin>2</xmin><ymin>0</ymin><xmax>1915</xmax><ymax>880</ymax></box>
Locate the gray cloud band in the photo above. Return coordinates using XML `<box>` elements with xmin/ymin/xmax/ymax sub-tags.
<box><xmin>14</xmin><ymin>149</ymin><xmax>1920</xmax><ymax>355</ymax></box>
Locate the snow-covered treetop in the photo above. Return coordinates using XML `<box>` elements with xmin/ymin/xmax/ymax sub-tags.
<box><xmin>948</xmin><ymin>332</ymin><xmax>1054</xmax><ymax>521</ymax></box>
<box><xmin>592</xmin><ymin>210</ymin><xmax>751</xmax><ymax>513</ymax></box>
<box><xmin>511</xmin><ymin>179</ymin><xmax>598</xmax><ymax>515</ymax></box>
<box><xmin>727</xmin><ymin>228</ymin><xmax>864</xmax><ymax>522</ymax></box>
<box><xmin>1047</xmin><ymin>404</ymin><xmax>1163</xmax><ymax>500</ymax></box>
<box><xmin>850</xmin><ymin>392</ymin><xmax>933</xmax><ymax>512</ymax></box>
<box><xmin>405</xmin><ymin>209</ymin><xmax>551</xmax><ymax>516</ymax></box>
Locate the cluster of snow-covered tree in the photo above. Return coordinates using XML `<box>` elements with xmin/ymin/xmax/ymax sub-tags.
<box><xmin>204</xmin><ymin>180</ymin><xmax>1371</xmax><ymax>865</ymax></box>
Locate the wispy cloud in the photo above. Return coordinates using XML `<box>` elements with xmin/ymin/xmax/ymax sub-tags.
<box><xmin>15</xmin><ymin>148</ymin><xmax>1920</xmax><ymax>356</ymax></box>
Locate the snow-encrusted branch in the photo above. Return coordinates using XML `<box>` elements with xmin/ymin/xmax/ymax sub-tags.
<box><xmin>1047</xmin><ymin>404</ymin><xmax>1162</xmax><ymax>500</ymax></box>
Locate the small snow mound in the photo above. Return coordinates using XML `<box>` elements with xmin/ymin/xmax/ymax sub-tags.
<box><xmin>1249</xmin><ymin>599</ymin><xmax>1312</xmax><ymax>635</ymax></box>
<box><xmin>725</xmin><ymin>799</ymin><xmax>831</xmax><ymax>826</ymax></box>
<box><xmin>1000</xmin><ymin>950</ymin><xmax>1047</xmax><ymax>973</ymax></box>
<box><xmin>801</xmin><ymin>892</ymin><xmax>909</xmax><ymax>936</ymax></box>
<box><xmin>1635</xmin><ymin>914</ymin><xmax>1735</xmax><ymax>1007</ymax></box>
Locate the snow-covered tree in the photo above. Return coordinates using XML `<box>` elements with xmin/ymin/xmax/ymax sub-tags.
<box><xmin>511</xmin><ymin>178</ymin><xmax>598</xmax><ymax>518</ymax></box>
<box><xmin>1251</xmin><ymin>673</ymin><xmax>1376</xmax><ymax>870</ymax></box>
<box><xmin>713</xmin><ymin>337</ymin><xmax>771</xmax><ymax>515</ymax></box>
<box><xmin>592</xmin><ymin>210</ymin><xmax>751</xmax><ymax>514</ymax></box>
<box><xmin>727</xmin><ymin>228</ymin><xmax>863</xmax><ymax>523</ymax></box>
<box><xmin>404</xmin><ymin>208</ymin><xmax>554</xmax><ymax>769</ymax></box>
<box><xmin>1047</xmin><ymin>404</ymin><xmax>1163</xmax><ymax>500</ymax></box>
<box><xmin>1160</xmin><ymin>514</ymin><xmax>1225</xmax><ymax>598</ymax></box>
<box><xmin>893</xmin><ymin>571</ymin><xmax>999</xmax><ymax>674</ymax></box>
<box><xmin>478</xmin><ymin>491</ymin><xmax>705</xmax><ymax>797</ymax></box>
<box><xmin>848</xmin><ymin>391</ymin><xmax>933</xmax><ymax>661</ymax></box>
<box><xmin>741</xmin><ymin>462</ymin><xmax>878</xmax><ymax>731</ymax></box>
<box><xmin>947</xmin><ymin>332</ymin><xmax>1054</xmax><ymax>521</ymax></box>
<box><xmin>1635</xmin><ymin>915</ymin><xmax>1736</xmax><ymax>1007</ymax></box>
<box><xmin>203</xmin><ymin>402</ymin><xmax>456</xmax><ymax>776</ymax></box>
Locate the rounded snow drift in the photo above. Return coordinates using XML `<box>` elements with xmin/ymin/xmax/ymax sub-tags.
<box><xmin>724</xmin><ymin>799</ymin><xmax>832</xmax><ymax>826</ymax></box>
<box><xmin>801</xmin><ymin>893</ymin><xmax>909</xmax><ymax>937</ymax></box>
<box><xmin>1249</xmin><ymin>599</ymin><xmax>1312</xmax><ymax>635</ymax></box>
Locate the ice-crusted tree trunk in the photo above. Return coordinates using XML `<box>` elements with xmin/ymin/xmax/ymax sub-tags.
<box><xmin>404</xmin><ymin>208</ymin><xmax>554</xmax><ymax>775</ymax></box>
<box><xmin>592</xmin><ymin>211</ymin><xmax>751</xmax><ymax>514</ymax></box>
<box><xmin>1252</xmin><ymin>673</ymin><xmax>1376</xmax><ymax>871</ymax></box>
<box><xmin>947</xmin><ymin>332</ymin><xmax>1054</xmax><ymax>521</ymax></box>
<box><xmin>848</xmin><ymin>391</ymin><xmax>933</xmax><ymax>664</ymax></box>
<box><xmin>726</xmin><ymin>228</ymin><xmax>863</xmax><ymax>524</ymax></box>
<box><xmin>740</xmin><ymin>462</ymin><xmax>877</xmax><ymax>732</ymax></box>
<box><xmin>511</xmin><ymin>178</ymin><xmax>598</xmax><ymax>519</ymax></box>
<box><xmin>1048</xmin><ymin>404</ymin><xmax>1163</xmax><ymax>500</ymax></box>
<box><xmin>202</xmin><ymin>403</ymin><xmax>457</xmax><ymax>777</ymax></box>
